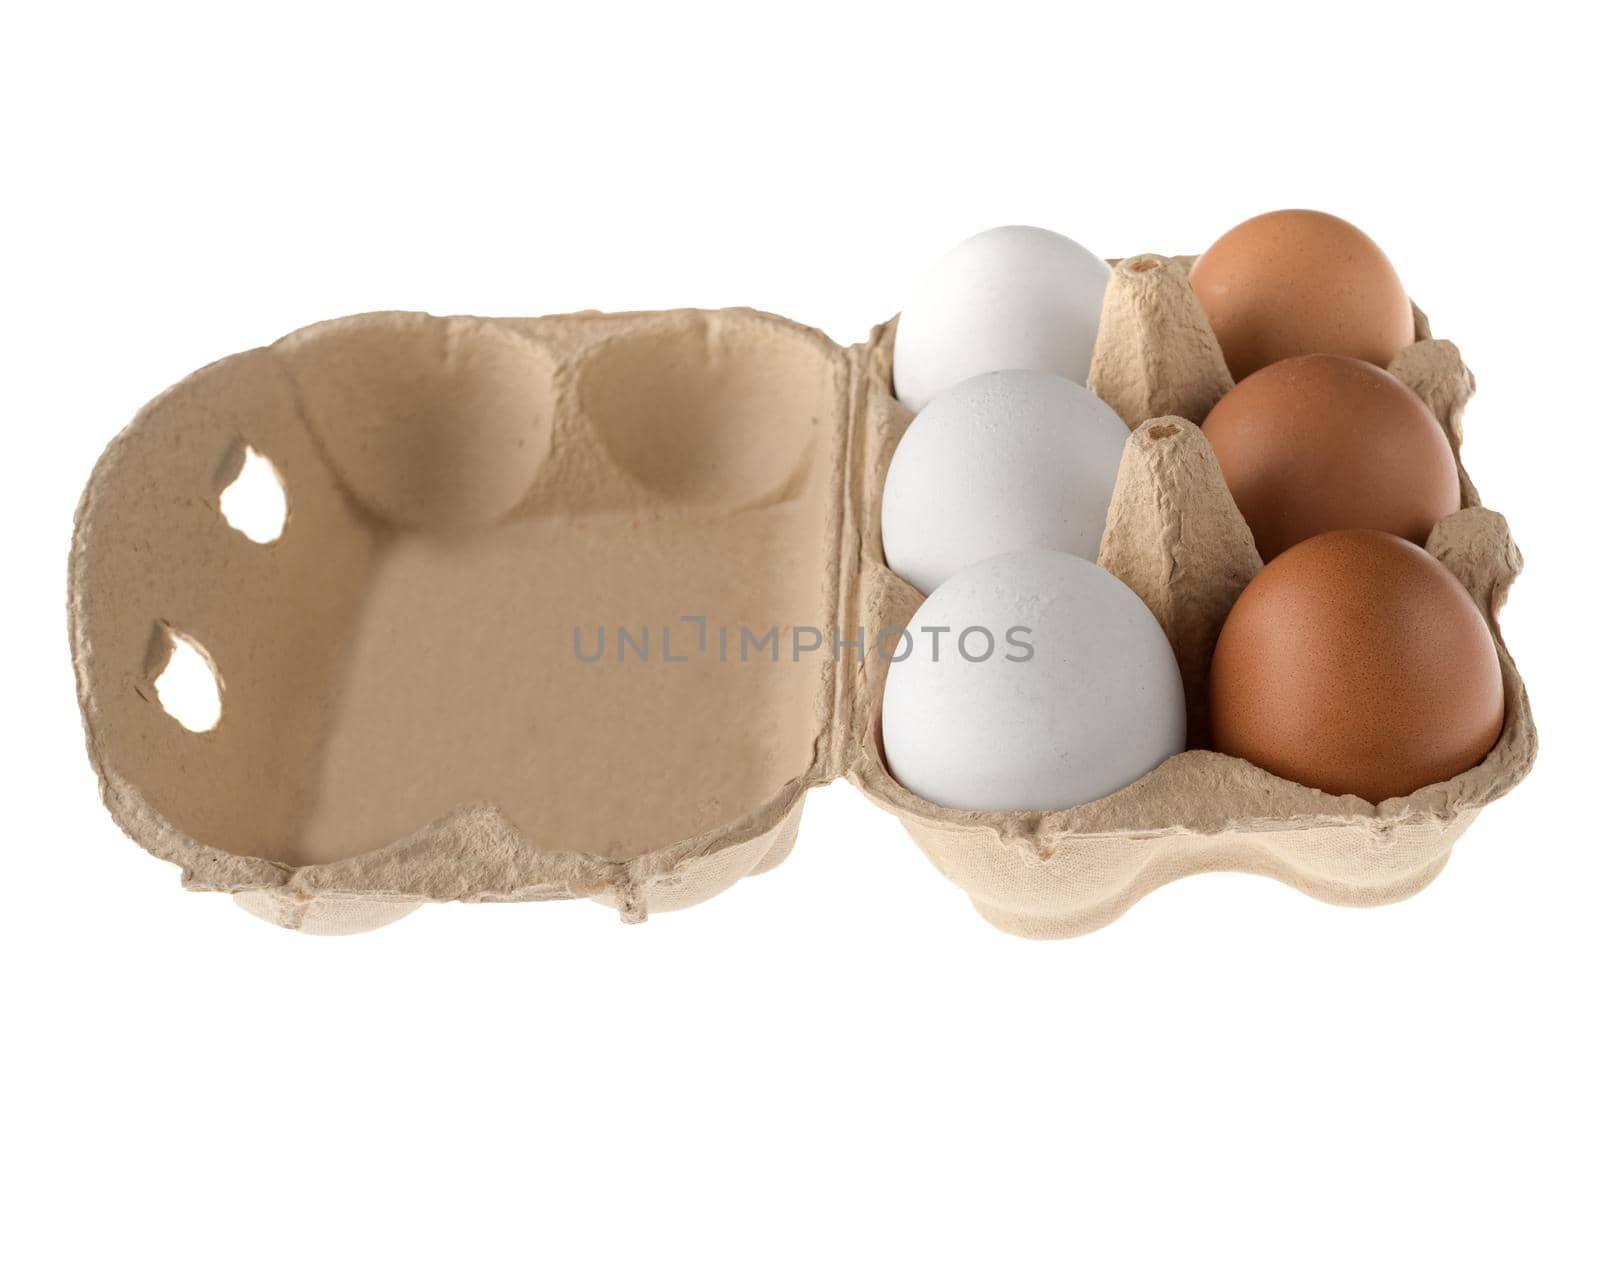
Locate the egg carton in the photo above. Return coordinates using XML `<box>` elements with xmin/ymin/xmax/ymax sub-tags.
<box><xmin>68</xmin><ymin>255</ymin><xmax>1537</xmax><ymax>937</ymax></box>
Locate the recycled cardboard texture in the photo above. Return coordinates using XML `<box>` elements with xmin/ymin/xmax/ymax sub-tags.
<box><xmin>69</xmin><ymin>255</ymin><xmax>1537</xmax><ymax>937</ymax></box>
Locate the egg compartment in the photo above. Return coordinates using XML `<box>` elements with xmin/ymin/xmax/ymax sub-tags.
<box><xmin>70</xmin><ymin>258</ymin><xmax>1536</xmax><ymax>938</ymax></box>
<box><xmin>849</xmin><ymin>254</ymin><xmax>1536</xmax><ymax>938</ymax></box>
<box><xmin>70</xmin><ymin>308</ymin><xmax>860</xmax><ymax>933</ymax></box>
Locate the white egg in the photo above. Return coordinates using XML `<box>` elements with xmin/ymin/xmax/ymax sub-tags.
<box><xmin>892</xmin><ymin>226</ymin><xmax>1111</xmax><ymax>413</ymax></box>
<box><xmin>881</xmin><ymin>369</ymin><xmax>1129</xmax><ymax>596</ymax></box>
<box><xmin>881</xmin><ymin>550</ymin><xmax>1186</xmax><ymax>812</ymax></box>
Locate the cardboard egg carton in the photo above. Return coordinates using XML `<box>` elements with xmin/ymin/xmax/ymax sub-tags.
<box><xmin>68</xmin><ymin>255</ymin><xmax>1537</xmax><ymax>937</ymax></box>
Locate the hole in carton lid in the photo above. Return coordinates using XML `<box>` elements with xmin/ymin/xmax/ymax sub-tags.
<box><xmin>153</xmin><ymin>629</ymin><xmax>223</xmax><ymax>733</ymax></box>
<box><xmin>1123</xmin><ymin>256</ymin><xmax>1160</xmax><ymax>273</ymax></box>
<box><xmin>219</xmin><ymin>446</ymin><xmax>287</xmax><ymax>543</ymax></box>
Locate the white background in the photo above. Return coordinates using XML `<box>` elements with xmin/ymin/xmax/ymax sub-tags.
<box><xmin>4</xmin><ymin>3</ymin><xmax>1596</xmax><ymax>1276</ymax></box>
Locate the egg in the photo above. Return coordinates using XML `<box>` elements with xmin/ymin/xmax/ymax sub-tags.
<box><xmin>882</xmin><ymin>550</ymin><xmax>1186</xmax><ymax>812</ymax></box>
<box><xmin>1189</xmin><ymin>210</ymin><xmax>1415</xmax><ymax>380</ymax></box>
<box><xmin>1209</xmin><ymin>529</ymin><xmax>1504</xmax><ymax>804</ymax></box>
<box><xmin>880</xmin><ymin>369</ymin><xmax>1130</xmax><ymax>595</ymax></box>
<box><xmin>892</xmin><ymin>226</ymin><xmax>1111</xmax><ymax>413</ymax></box>
<box><xmin>1202</xmin><ymin>354</ymin><xmax>1461</xmax><ymax>561</ymax></box>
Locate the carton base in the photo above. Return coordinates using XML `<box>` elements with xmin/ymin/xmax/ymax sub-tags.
<box><xmin>233</xmin><ymin>890</ymin><xmax>424</xmax><ymax>936</ymax></box>
<box><xmin>966</xmin><ymin>847</ymin><xmax>1455</xmax><ymax>941</ymax></box>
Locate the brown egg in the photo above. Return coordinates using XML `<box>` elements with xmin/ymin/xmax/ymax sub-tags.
<box><xmin>1209</xmin><ymin>530</ymin><xmax>1504</xmax><ymax>803</ymax></box>
<box><xmin>1190</xmin><ymin>210</ymin><xmax>1415</xmax><ymax>379</ymax></box>
<box><xmin>1203</xmin><ymin>354</ymin><xmax>1461</xmax><ymax>561</ymax></box>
